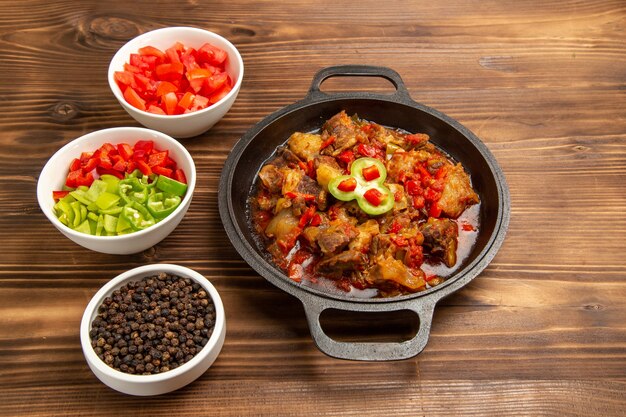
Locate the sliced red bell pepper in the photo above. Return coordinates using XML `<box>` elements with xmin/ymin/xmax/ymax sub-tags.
<box><xmin>148</xmin><ymin>151</ymin><xmax>168</xmax><ymax>167</ymax></box>
<box><xmin>117</xmin><ymin>143</ymin><xmax>133</xmax><ymax>161</ymax></box>
<box><xmin>134</xmin><ymin>140</ymin><xmax>154</xmax><ymax>154</ymax></box>
<box><xmin>52</xmin><ymin>190</ymin><xmax>70</xmax><ymax>201</ymax></box>
<box><xmin>137</xmin><ymin>160</ymin><xmax>152</xmax><ymax>176</ymax></box>
<box><xmin>69</xmin><ymin>158</ymin><xmax>81</xmax><ymax>172</ymax></box>
<box><xmin>173</xmin><ymin>169</ymin><xmax>186</xmax><ymax>184</ymax></box>
<box><xmin>153</xmin><ymin>165</ymin><xmax>173</xmax><ymax>177</ymax></box>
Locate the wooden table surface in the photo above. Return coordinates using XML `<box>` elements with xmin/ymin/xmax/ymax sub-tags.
<box><xmin>1</xmin><ymin>0</ymin><xmax>625</xmax><ymax>415</ymax></box>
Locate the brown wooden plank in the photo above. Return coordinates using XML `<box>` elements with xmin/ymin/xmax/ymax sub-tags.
<box><xmin>1</xmin><ymin>0</ymin><xmax>625</xmax><ymax>415</ymax></box>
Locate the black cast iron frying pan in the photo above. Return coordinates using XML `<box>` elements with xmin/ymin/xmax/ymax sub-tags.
<box><xmin>218</xmin><ymin>65</ymin><xmax>510</xmax><ymax>361</ymax></box>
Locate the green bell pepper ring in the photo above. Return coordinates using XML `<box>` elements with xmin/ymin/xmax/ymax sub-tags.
<box><xmin>146</xmin><ymin>192</ymin><xmax>181</xmax><ymax>219</ymax></box>
<box><xmin>121</xmin><ymin>202</ymin><xmax>156</xmax><ymax>231</ymax></box>
<box><xmin>328</xmin><ymin>157</ymin><xmax>394</xmax><ymax>216</ymax></box>
<box><xmin>119</xmin><ymin>178</ymin><xmax>149</xmax><ymax>204</ymax></box>
<box><xmin>156</xmin><ymin>175</ymin><xmax>187</xmax><ymax>196</ymax></box>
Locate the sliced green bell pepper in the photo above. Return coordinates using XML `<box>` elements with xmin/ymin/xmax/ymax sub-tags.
<box><xmin>146</xmin><ymin>192</ymin><xmax>181</xmax><ymax>219</ymax></box>
<box><xmin>121</xmin><ymin>202</ymin><xmax>156</xmax><ymax>231</ymax></box>
<box><xmin>119</xmin><ymin>178</ymin><xmax>149</xmax><ymax>204</ymax></box>
<box><xmin>156</xmin><ymin>175</ymin><xmax>187</xmax><ymax>196</ymax></box>
<box><xmin>328</xmin><ymin>157</ymin><xmax>394</xmax><ymax>216</ymax></box>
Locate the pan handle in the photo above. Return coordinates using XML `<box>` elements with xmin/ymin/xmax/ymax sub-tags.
<box><xmin>301</xmin><ymin>297</ymin><xmax>436</xmax><ymax>361</ymax></box>
<box><xmin>307</xmin><ymin>65</ymin><xmax>413</xmax><ymax>102</ymax></box>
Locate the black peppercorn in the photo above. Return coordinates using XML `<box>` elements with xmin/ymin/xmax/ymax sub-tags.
<box><xmin>90</xmin><ymin>273</ymin><xmax>216</xmax><ymax>375</ymax></box>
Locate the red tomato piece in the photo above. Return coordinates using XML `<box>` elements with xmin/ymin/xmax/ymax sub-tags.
<box><xmin>198</xmin><ymin>43</ymin><xmax>228</xmax><ymax>65</ymax></box>
<box><xmin>155</xmin><ymin>62</ymin><xmax>184</xmax><ymax>81</ymax></box>
<box><xmin>338</xmin><ymin>178</ymin><xmax>357</xmax><ymax>192</ymax></box>
<box><xmin>181</xmin><ymin>50</ymin><xmax>199</xmax><ymax>72</ymax></box>
<box><xmin>114</xmin><ymin>71</ymin><xmax>135</xmax><ymax>87</ymax></box>
<box><xmin>162</xmin><ymin>91</ymin><xmax>178</xmax><ymax>115</ymax></box>
<box><xmin>320</xmin><ymin>135</ymin><xmax>336</xmax><ymax>150</ymax></box>
<box><xmin>429</xmin><ymin>203</ymin><xmax>442</xmax><ymax>218</ymax></box>
<box><xmin>204</xmin><ymin>72</ymin><xmax>228</xmax><ymax>94</ymax></box>
<box><xmin>138</xmin><ymin>46</ymin><xmax>166</xmax><ymax>61</ymax></box>
<box><xmin>156</xmin><ymin>81</ymin><xmax>177</xmax><ymax>97</ymax></box>
<box><xmin>363</xmin><ymin>188</ymin><xmax>385</xmax><ymax>206</ymax></box>
<box><xmin>165</xmin><ymin>46</ymin><xmax>181</xmax><ymax>63</ymax></box>
<box><xmin>362</xmin><ymin>165</ymin><xmax>380</xmax><ymax>181</ymax></box>
<box><xmin>124</xmin><ymin>63</ymin><xmax>142</xmax><ymax>74</ymax></box>
<box><xmin>189</xmin><ymin>94</ymin><xmax>209</xmax><ymax>111</ymax></box>
<box><xmin>123</xmin><ymin>87</ymin><xmax>146</xmax><ymax>111</ymax></box>
<box><xmin>208</xmin><ymin>84</ymin><xmax>232</xmax><ymax>104</ymax></box>
<box><xmin>177</xmin><ymin>91</ymin><xmax>195</xmax><ymax>110</ymax></box>
<box><xmin>147</xmin><ymin>105</ymin><xmax>166</xmax><ymax>115</ymax></box>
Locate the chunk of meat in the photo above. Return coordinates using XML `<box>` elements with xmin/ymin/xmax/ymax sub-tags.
<box><xmin>288</xmin><ymin>132</ymin><xmax>322</xmax><ymax>161</ymax></box>
<box><xmin>258</xmin><ymin>164</ymin><xmax>283</xmax><ymax>193</ymax></box>
<box><xmin>420</xmin><ymin>217</ymin><xmax>458</xmax><ymax>267</ymax></box>
<box><xmin>321</xmin><ymin>110</ymin><xmax>361</xmax><ymax>155</ymax></box>
<box><xmin>369</xmin><ymin>123</ymin><xmax>430</xmax><ymax>151</ymax></box>
<box><xmin>437</xmin><ymin>163</ymin><xmax>479</xmax><ymax>219</ymax></box>
<box><xmin>296</xmin><ymin>174</ymin><xmax>328</xmax><ymax>210</ymax></box>
<box><xmin>316</xmin><ymin>221</ymin><xmax>358</xmax><ymax>254</ymax></box>
<box><xmin>365</xmin><ymin>257</ymin><xmax>426</xmax><ymax>292</ymax></box>
<box><xmin>349</xmin><ymin>220</ymin><xmax>380</xmax><ymax>253</ymax></box>
<box><xmin>386</xmin><ymin>150</ymin><xmax>431</xmax><ymax>183</ymax></box>
<box><xmin>316</xmin><ymin>250</ymin><xmax>366</xmax><ymax>278</ymax></box>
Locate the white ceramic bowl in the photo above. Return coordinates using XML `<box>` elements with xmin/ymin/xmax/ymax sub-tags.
<box><xmin>37</xmin><ymin>127</ymin><xmax>196</xmax><ymax>254</ymax></box>
<box><xmin>108</xmin><ymin>26</ymin><xmax>244</xmax><ymax>138</ymax></box>
<box><xmin>80</xmin><ymin>264</ymin><xmax>226</xmax><ymax>396</ymax></box>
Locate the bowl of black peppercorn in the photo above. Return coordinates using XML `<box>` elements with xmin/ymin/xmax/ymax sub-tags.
<box><xmin>80</xmin><ymin>264</ymin><xmax>226</xmax><ymax>396</ymax></box>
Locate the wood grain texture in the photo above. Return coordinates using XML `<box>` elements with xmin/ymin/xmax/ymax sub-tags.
<box><xmin>0</xmin><ymin>0</ymin><xmax>625</xmax><ymax>415</ymax></box>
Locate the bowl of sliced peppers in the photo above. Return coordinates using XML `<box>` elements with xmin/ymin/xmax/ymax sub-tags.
<box><xmin>37</xmin><ymin>127</ymin><xmax>196</xmax><ymax>254</ymax></box>
<box><xmin>108</xmin><ymin>26</ymin><xmax>244</xmax><ymax>138</ymax></box>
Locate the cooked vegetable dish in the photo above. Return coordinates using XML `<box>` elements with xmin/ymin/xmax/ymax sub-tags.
<box><xmin>250</xmin><ymin>111</ymin><xmax>480</xmax><ymax>297</ymax></box>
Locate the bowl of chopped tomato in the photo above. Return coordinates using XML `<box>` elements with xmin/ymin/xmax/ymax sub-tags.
<box><xmin>108</xmin><ymin>27</ymin><xmax>244</xmax><ymax>138</ymax></box>
<box><xmin>37</xmin><ymin>127</ymin><xmax>196</xmax><ymax>254</ymax></box>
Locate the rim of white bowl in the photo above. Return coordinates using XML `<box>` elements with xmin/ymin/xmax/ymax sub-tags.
<box><xmin>36</xmin><ymin>127</ymin><xmax>196</xmax><ymax>241</ymax></box>
<box><xmin>80</xmin><ymin>264</ymin><xmax>225</xmax><ymax>384</ymax></box>
<box><xmin>108</xmin><ymin>26</ymin><xmax>244</xmax><ymax>120</ymax></box>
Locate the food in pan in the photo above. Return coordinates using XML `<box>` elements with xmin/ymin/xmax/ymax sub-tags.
<box><xmin>250</xmin><ymin>111</ymin><xmax>480</xmax><ymax>297</ymax></box>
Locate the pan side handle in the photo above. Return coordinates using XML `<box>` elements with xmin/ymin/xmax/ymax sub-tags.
<box><xmin>301</xmin><ymin>296</ymin><xmax>436</xmax><ymax>361</ymax></box>
<box><xmin>307</xmin><ymin>65</ymin><xmax>414</xmax><ymax>103</ymax></box>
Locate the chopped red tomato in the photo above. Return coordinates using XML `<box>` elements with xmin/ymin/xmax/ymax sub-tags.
<box><xmin>361</xmin><ymin>165</ymin><xmax>380</xmax><ymax>181</ymax></box>
<box><xmin>337</xmin><ymin>178</ymin><xmax>357</xmax><ymax>192</ymax></box>
<box><xmin>363</xmin><ymin>189</ymin><xmax>384</xmax><ymax>206</ymax></box>
<box><xmin>116</xmin><ymin>41</ymin><xmax>234</xmax><ymax>115</ymax></box>
<box><xmin>123</xmin><ymin>87</ymin><xmax>146</xmax><ymax>111</ymax></box>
